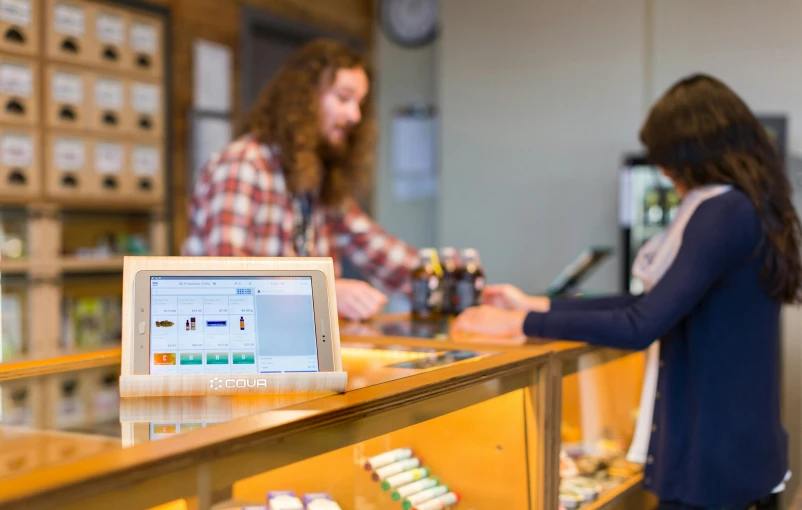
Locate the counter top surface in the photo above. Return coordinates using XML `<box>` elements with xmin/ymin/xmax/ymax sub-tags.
<box><xmin>0</xmin><ymin>333</ymin><xmax>553</xmax><ymax>509</ymax></box>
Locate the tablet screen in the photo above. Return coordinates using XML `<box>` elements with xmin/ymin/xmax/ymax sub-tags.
<box><xmin>149</xmin><ymin>276</ymin><xmax>319</xmax><ymax>375</ymax></box>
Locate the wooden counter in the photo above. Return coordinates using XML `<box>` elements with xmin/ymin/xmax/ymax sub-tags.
<box><xmin>0</xmin><ymin>315</ymin><xmax>648</xmax><ymax>510</ymax></box>
<box><xmin>0</xmin><ymin>341</ymin><xmax>554</xmax><ymax>510</ymax></box>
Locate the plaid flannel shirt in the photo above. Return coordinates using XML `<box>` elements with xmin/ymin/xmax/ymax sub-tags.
<box><xmin>182</xmin><ymin>135</ymin><xmax>419</xmax><ymax>294</ymax></box>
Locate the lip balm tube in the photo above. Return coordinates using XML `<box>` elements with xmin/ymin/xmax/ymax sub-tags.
<box><xmin>381</xmin><ymin>467</ymin><xmax>430</xmax><ymax>491</ymax></box>
<box><xmin>372</xmin><ymin>457</ymin><xmax>422</xmax><ymax>481</ymax></box>
<box><xmin>391</xmin><ymin>477</ymin><xmax>440</xmax><ymax>501</ymax></box>
<box><xmin>402</xmin><ymin>485</ymin><xmax>449</xmax><ymax>510</ymax></box>
<box><xmin>364</xmin><ymin>448</ymin><xmax>413</xmax><ymax>470</ymax></box>
<box><xmin>413</xmin><ymin>492</ymin><xmax>460</xmax><ymax>510</ymax></box>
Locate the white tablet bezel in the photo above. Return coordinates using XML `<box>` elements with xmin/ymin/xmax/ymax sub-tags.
<box><xmin>131</xmin><ymin>269</ymin><xmax>337</xmax><ymax>375</ymax></box>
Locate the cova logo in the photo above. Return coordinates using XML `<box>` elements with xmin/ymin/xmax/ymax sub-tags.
<box><xmin>209</xmin><ymin>376</ymin><xmax>269</xmax><ymax>391</ymax></box>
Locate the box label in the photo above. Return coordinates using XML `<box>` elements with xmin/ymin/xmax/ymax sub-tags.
<box><xmin>94</xmin><ymin>78</ymin><xmax>123</xmax><ymax>109</ymax></box>
<box><xmin>0</xmin><ymin>63</ymin><xmax>32</xmax><ymax>97</ymax></box>
<box><xmin>54</xmin><ymin>3</ymin><xmax>84</xmax><ymax>36</ymax></box>
<box><xmin>0</xmin><ymin>0</ymin><xmax>31</xmax><ymax>26</ymax></box>
<box><xmin>52</xmin><ymin>71</ymin><xmax>82</xmax><ymax>104</ymax></box>
<box><xmin>132</xmin><ymin>145</ymin><xmax>158</xmax><ymax>176</ymax></box>
<box><xmin>54</xmin><ymin>138</ymin><xmax>85</xmax><ymax>171</ymax></box>
<box><xmin>94</xmin><ymin>142</ymin><xmax>123</xmax><ymax>174</ymax></box>
<box><xmin>1</xmin><ymin>134</ymin><xmax>32</xmax><ymax>166</ymax></box>
<box><xmin>130</xmin><ymin>22</ymin><xmax>156</xmax><ymax>53</ymax></box>
<box><xmin>96</xmin><ymin>12</ymin><xmax>124</xmax><ymax>45</ymax></box>
<box><xmin>131</xmin><ymin>82</ymin><xmax>158</xmax><ymax>113</ymax></box>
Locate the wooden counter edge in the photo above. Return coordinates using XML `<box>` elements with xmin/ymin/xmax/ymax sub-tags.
<box><xmin>0</xmin><ymin>348</ymin><xmax>122</xmax><ymax>381</ymax></box>
<box><xmin>0</xmin><ymin>348</ymin><xmax>551</xmax><ymax>508</ymax></box>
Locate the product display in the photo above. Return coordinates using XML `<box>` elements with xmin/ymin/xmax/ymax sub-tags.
<box><xmin>410</xmin><ymin>247</ymin><xmax>485</xmax><ymax>319</ymax></box>
<box><xmin>438</xmin><ymin>247</ymin><xmax>458</xmax><ymax>315</ymax></box>
<box><xmin>373</xmin><ymin>457</ymin><xmax>422</xmax><ymax>481</ymax></box>
<box><xmin>364</xmin><ymin>447</ymin><xmax>460</xmax><ymax>509</ymax></box>
<box><xmin>302</xmin><ymin>493</ymin><xmax>342</xmax><ymax>510</ymax></box>
<box><xmin>267</xmin><ymin>491</ymin><xmax>303</xmax><ymax>510</ymax></box>
<box><xmin>410</xmin><ymin>248</ymin><xmax>443</xmax><ymax>320</ymax></box>
<box><xmin>365</xmin><ymin>447</ymin><xmax>414</xmax><ymax>470</ymax></box>
<box><xmin>413</xmin><ymin>492</ymin><xmax>459</xmax><ymax>510</ymax></box>
<box><xmin>453</xmin><ymin>248</ymin><xmax>484</xmax><ymax>313</ymax></box>
<box><xmin>558</xmin><ymin>441</ymin><xmax>643</xmax><ymax>509</ymax></box>
<box><xmin>61</xmin><ymin>295</ymin><xmax>123</xmax><ymax>349</ymax></box>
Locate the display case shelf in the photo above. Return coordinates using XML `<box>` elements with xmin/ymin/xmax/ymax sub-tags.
<box><xmin>59</xmin><ymin>256</ymin><xmax>124</xmax><ymax>273</ymax></box>
<box><xmin>0</xmin><ymin>259</ymin><xmax>31</xmax><ymax>275</ymax></box>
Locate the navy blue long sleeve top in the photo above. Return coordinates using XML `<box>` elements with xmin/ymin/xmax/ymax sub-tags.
<box><xmin>524</xmin><ymin>190</ymin><xmax>788</xmax><ymax>506</ymax></box>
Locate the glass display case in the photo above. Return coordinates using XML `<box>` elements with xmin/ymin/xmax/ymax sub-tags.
<box><xmin>556</xmin><ymin>347</ymin><xmax>654</xmax><ymax>510</ymax></box>
<box><xmin>0</xmin><ymin>340</ymin><xmax>559</xmax><ymax>510</ymax></box>
<box><xmin>0</xmin><ymin>309</ymin><xmax>657</xmax><ymax>510</ymax></box>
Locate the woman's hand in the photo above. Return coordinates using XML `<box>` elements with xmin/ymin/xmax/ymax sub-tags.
<box><xmin>481</xmin><ymin>284</ymin><xmax>551</xmax><ymax>312</ymax></box>
<box><xmin>451</xmin><ymin>305</ymin><xmax>529</xmax><ymax>338</ymax></box>
<box><xmin>336</xmin><ymin>279</ymin><xmax>387</xmax><ymax>321</ymax></box>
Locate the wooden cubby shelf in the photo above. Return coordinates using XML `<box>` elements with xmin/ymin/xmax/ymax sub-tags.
<box><xmin>0</xmin><ymin>0</ymin><xmax>169</xmax><ymax>364</ymax></box>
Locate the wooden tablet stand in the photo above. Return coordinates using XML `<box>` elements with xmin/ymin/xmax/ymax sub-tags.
<box><xmin>118</xmin><ymin>256</ymin><xmax>348</xmax><ymax>397</ymax></box>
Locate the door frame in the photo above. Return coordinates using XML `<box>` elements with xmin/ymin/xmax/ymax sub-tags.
<box><xmin>239</xmin><ymin>7</ymin><xmax>364</xmax><ymax>112</ymax></box>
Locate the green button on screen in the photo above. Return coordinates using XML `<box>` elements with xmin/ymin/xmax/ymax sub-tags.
<box><xmin>206</xmin><ymin>353</ymin><xmax>229</xmax><ymax>364</ymax></box>
<box><xmin>180</xmin><ymin>353</ymin><xmax>203</xmax><ymax>365</ymax></box>
<box><xmin>233</xmin><ymin>352</ymin><xmax>255</xmax><ymax>364</ymax></box>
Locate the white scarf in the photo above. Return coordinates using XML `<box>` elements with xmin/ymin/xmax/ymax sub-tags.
<box><xmin>626</xmin><ymin>184</ymin><xmax>732</xmax><ymax>464</ymax></box>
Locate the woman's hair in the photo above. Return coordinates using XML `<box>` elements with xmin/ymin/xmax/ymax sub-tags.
<box><xmin>240</xmin><ymin>39</ymin><xmax>375</xmax><ymax>207</ymax></box>
<box><xmin>640</xmin><ymin>73</ymin><xmax>802</xmax><ymax>303</ymax></box>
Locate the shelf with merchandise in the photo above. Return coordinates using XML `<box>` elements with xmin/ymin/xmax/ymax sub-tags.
<box><xmin>0</xmin><ymin>0</ymin><xmax>170</xmax><ymax>374</ymax></box>
<box><xmin>557</xmin><ymin>348</ymin><xmax>652</xmax><ymax>510</ymax></box>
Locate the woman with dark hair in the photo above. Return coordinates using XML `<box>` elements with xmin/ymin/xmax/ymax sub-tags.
<box><xmin>452</xmin><ymin>74</ymin><xmax>800</xmax><ymax>509</ymax></box>
<box><xmin>183</xmin><ymin>39</ymin><xmax>419</xmax><ymax>320</ymax></box>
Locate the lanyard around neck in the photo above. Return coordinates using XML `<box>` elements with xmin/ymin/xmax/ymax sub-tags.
<box><xmin>292</xmin><ymin>194</ymin><xmax>314</xmax><ymax>257</ymax></box>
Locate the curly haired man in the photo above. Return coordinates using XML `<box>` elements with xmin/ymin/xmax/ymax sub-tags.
<box><xmin>183</xmin><ymin>39</ymin><xmax>419</xmax><ymax>320</ymax></box>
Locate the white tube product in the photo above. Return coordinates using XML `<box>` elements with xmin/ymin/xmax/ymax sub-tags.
<box><xmin>381</xmin><ymin>467</ymin><xmax>430</xmax><ymax>491</ymax></box>
<box><xmin>373</xmin><ymin>457</ymin><xmax>422</xmax><ymax>481</ymax></box>
<box><xmin>364</xmin><ymin>448</ymin><xmax>413</xmax><ymax>470</ymax></box>
<box><xmin>404</xmin><ymin>485</ymin><xmax>449</xmax><ymax>507</ymax></box>
<box><xmin>413</xmin><ymin>492</ymin><xmax>460</xmax><ymax>510</ymax></box>
<box><xmin>392</xmin><ymin>477</ymin><xmax>440</xmax><ymax>501</ymax></box>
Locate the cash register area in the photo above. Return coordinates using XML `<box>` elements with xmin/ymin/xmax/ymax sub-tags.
<box><xmin>4</xmin><ymin>0</ymin><xmax>796</xmax><ymax>509</ymax></box>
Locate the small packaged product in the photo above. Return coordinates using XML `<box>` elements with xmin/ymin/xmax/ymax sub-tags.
<box><xmin>267</xmin><ymin>491</ymin><xmax>303</xmax><ymax>510</ymax></box>
<box><xmin>301</xmin><ymin>493</ymin><xmax>342</xmax><ymax>510</ymax></box>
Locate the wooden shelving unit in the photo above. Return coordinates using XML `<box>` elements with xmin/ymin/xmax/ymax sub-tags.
<box><xmin>0</xmin><ymin>0</ymin><xmax>170</xmax><ymax>363</ymax></box>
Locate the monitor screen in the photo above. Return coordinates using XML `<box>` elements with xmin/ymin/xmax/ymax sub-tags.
<box><xmin>149</xmin><ymin>276</ymin><xmax>318</xmax><ymax>375</ymax></box>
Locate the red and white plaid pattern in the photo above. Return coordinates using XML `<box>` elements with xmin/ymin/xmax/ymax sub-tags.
<box><xmin>182</xmin><ymin>135</ymin><xmax>419</xmax><ymax>294</ymax></box>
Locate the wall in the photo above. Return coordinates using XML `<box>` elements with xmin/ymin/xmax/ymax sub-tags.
<box><xmin>372</xmin><ymin>17</ymin><xmax>439</xmax><ymax>251</ymax></box>
<box><xmin>439</xmin><ymin>0</ymin><xmax>647</xmax><ymax>294</ymax></box>
<box><xmin>439</xmin><ymin>0</ymin><xmax>802</xmax><ymax>502</ymax></box>
<box><xmin>139</xmin><ymin>0</ymin><xmax>373</xmax><ymax>254</ymax></box>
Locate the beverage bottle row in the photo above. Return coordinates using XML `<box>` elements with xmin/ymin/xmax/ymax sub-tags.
<box><xmin>410</xmin><ymin>247</ymin><xmax>485</xmax><ymax>320</ymax></box>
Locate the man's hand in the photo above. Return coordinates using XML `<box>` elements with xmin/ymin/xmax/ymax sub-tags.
<box><xmin>336</xmin><ymin>279</ymin><xmax>388</xmax><ymax>321</ymax></box>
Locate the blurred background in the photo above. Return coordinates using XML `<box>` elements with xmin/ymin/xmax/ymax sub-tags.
<box><xmin>1</xmin><ymin>0</ymin><xmax>802</xmax><ymax>508</ymax></box>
